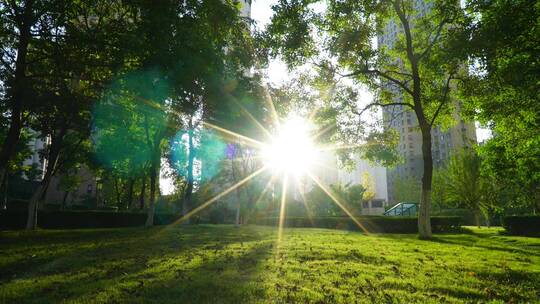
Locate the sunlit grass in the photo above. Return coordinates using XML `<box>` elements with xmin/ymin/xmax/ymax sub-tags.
<box><xmin>1</xmin><ymin>226</ymin><xmax>539</xmax><ymax>303</ymax></box>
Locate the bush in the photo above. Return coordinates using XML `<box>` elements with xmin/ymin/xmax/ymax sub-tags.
<box><xmin>70</xmin><ymin>204</ymin><xmax>90</xmax><ymax>210</ymax></box>
<box><xmin>5</xmin><ymin>199</ymin><xmax>29</xmax><ymax>212</ymax></box>
<box><xmin>96</xmin><ymin>206</ymin><xmax>119</xmax><ymax>212</ymax></box>
<box><xmin>434</xmin><ymin>208</ymin><xmax>476</xmax><ymax>226</ymax></box>
<box><xmin>502</xmin><ymin>215</ymin><xmax>540</xmax><ymax>236</ymax></box>
<box><xmin>256</xmin><ymin>216</ymin><xmax>462</xmax><ymax>233</ymax></box>
<box><xmin>0</xmin><ymin>211</ymin><xmax>181</xmax><ymax>230</ymax></box>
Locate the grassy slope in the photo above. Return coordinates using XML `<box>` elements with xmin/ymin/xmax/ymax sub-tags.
<box><xmin>0</xmin><ymin>225</ymin><xmax>539</xmax><ymax>303</ymax></box>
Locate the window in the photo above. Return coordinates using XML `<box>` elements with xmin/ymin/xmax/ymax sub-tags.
<box><xmin>87</xmin><ymin>184</ymin><xmax>93</xmax><ymax>194</ymax></box>
<box><xmin>409</xmin><ymin>143</ymin><xmax>413</xmax><ymax>149</ymax></box>
<box><xmin>372</xmin><ymin>201</ymin><xmax>383</xmax><ymax>208</ymax></box>
<box><xmin>362</xmin><ymin>201</ymin><xmax>369</xmax><ymax>208</ymax></box>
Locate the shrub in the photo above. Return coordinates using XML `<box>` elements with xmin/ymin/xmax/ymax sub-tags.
<box><xmin>434</xmin><ymin>208</ymin><xmax>476</xmax><ymax>226</ymax></box>
<box><xmin>5</xmin><ymin>199</ymin><xmax>29</xmax><ymax>212</ymax></box>
<box><xmin>502</xmin><ymin>215</ymin><xmax>540</xmax><ymax>236</ymax></box>
<box><xmin>256</xmin><ymin>216</ymin><xmax>461</xmax><ymax>233</ymax></box>
<box><xmin>0</xmin><ymin>211</ymin><xmax>181</xmax><ymax>230</ymax></box>
<box><xmin>96</xmin><ymin>206</ymin><xmax>119</xmax><ymax>212</ymax></box>
<box><xmin>70</xmin><ymin>204</ymin><xmax>90</xmax><ymax>210</ymax></box>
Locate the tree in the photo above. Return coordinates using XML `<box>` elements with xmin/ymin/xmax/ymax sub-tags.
<box><xmin>0</xmin><ymin>0</ymin><xmax>40</xmax><ymax>188</ymax></box>
<box><xmin>94</xmin><ymin>69</ymin><xmax>171</xmax><ymax>227</ymax></box>
<box><xmin>431</xmin><ymin>167</ymin><xmax>448</xmax><ymax>210</ymax></box>
<box><xmin>360</xmin><ymin>172</ymin><xmax>376</xmax><ymax>202</ymax></box>
<box><xmin>444</xmin><ymin>150</ymin><xmax>485</xmax><ymax>226</ymax></box>
<box><xmin>57</xmin><ymin>169</ymin><xmax>82</xmax><ymax>210</ymax></box>
<box><xmin>458</xmin><ymin>0</ymin><xmax>540</xmax><ymax>213</ymax></box>
<box><xmin>268</xmin><ymin>0</ymin><xmax>468</xmax><ymax>238</ymax></box>
<box><xmin>393</xmin><ymin>175</ymin><xmax>421</xmax><ymax>203</ymax></box>
<box><xmin>346</xmin><ymin>184</ymin><xmax>366</xmax><ymax>212</ymax></box>
<box><xmin>22</xmin><ymin>1</ymin><xmax>133</xmax><ymax>229</ymax></box>
<box><xmin>92</xmin><ymin>0</ymin><xmax>259</xmax><ymax>226</ymax></box>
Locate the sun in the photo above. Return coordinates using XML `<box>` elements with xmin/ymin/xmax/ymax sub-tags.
<box><xmin>262</xmin><ymin>115</ymin><xmax>318</xmax><ymax>176</ymax></box>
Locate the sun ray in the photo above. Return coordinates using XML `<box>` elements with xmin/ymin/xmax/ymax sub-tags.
<box><xmin>202</xmin><ymin>121</ymin><xmax>267</xmax><ymax>149</ymax></box>
<box><xmin>307</xmin><ymin>104</ymin><xmax>320</xmax><ymax>122</ymax></box>
<box><xmin>228</xmin><ymin>155</ymin><xmax>264</xmax><ymax>163</ymax></box>
<box><xmin>317</xmin><ymin>143</ymin><xmax>365</xmax><ymax>152</ymax></box>
<box><xmin>312</xmin><ymin>122</ymin><xmax>335</xmax><ymax>141</ymax></box>
<box><xmin>310</xmin><ymin>160</ymin><xmax>340</xmax><ymax>173</ymax></box>
<box><xmin>232</xmin><ymin>99</ymin><xmax>274</xmax><ymax>140</ymax></box>
<box><xmin>307</xmin><ymin>172</ymin><xmax>370</xmax><ymax>234</ymax></box>
<box><xmin>262</xmin><ymin>85</ymin><xmax>281</xmax><ymax>130</ymax></box>
<box><xmin>277</xmin><ymin>173</ymin><xmax>289</xmax><ymax>247</ymax></box>
<box><xmin>172</xmin><ymin>165</ymin><xmax>268</xmax><ymax>226</ymax></box>
<box><xmin>293</xmin><ymin>176</ymin><xmax>315</xmax><ymax>227</ymax></box>
<box><xmin>253</xmin><ymin>174</ymin><xmax>277</xmax><ymax>208</ymax></box>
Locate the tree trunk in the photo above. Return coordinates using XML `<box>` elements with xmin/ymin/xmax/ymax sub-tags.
<box><xmin>235</xmin><ymin>200</ymin><xmax>241</xmax><ymax>227</ymax></box>
<box><xmin>61</xmin><ymin>191</ymin><xmax>69</xmax><ymax>210</ymax></box>
<box><xmin>0</xmin><ymin>0</ymin><xmax>34</xmax><ymax>189</ymax></box>
<box><xmin>26</xmin><ymin>127</ymin><xmax>66</xmax><ymax>230</ymax></box>
<box><xmin>239</xmin><ymin>146</ymin><xmax>256</xmax><ymax>221</ymax></box>
<box><xmin>126</xmin><ymin>178</ymin><xmax>134</xmax><ymax>209</ymax></box>
<box><xmin>182</xmin><ymin>125</ymin><xmax>195</xmax><ymax>223</ymax></box>
<box><xmin>474</xmin><ymin>211</ymin><xmax>481</xmax><ymax>228</ymax></box>
<box><xmin>145</xmin><ymin>159</ymin><xmax>158</xmax><ymax>227</ymax></box>
<box><xmin>114</xmin><ymin>177</ymin><xmax>122</xmax><ymax>207</ymax></box>
<box><xmin>230</xmin><ymin>157</ymin><xmax>242</xmax><ymax>227</ymax></box>
<box><xmin>139</xmin><ymin>174</ymin><xmax>146</xmax><ymax>209</ymax></box>
<box><xmin>418</xmin><ymin>124</ymin><xmax>433</xmax><ymax>239</ymax></box>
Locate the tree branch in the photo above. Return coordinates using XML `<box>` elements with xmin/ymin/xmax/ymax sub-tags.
<box><xmin>339</xmin><ymin>68</ymin><xmax>414</xmax><ymax>96</ymax></box>
<box><xmin>429</xmin><ymin>73</ymin><xmax>454</xmax><ymax>126</ymax></box>
<box><xmin>392</xmin><ymin>0</ymin><xmax>417</xmax><ymax>68</ymax></box>
<box><xmin>352</xmin><ymin>102</ymin><xmax>414</xmax><ymax>117</ymax></box>
<box><xmin>418</xmin><ymin>18</ymin><xmax>448</xmax><ymax>62</ymax></box>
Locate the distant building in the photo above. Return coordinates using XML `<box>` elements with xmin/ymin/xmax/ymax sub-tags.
<box><xmin>21</xmin><ymin>131</ymin><xmax>49</xmax><ymax>181</ymax></box>
<box><xmin>239</xmin><ymin>0</ymin><xmax>251</xmax><ymax>19</ymax></box>
<box><xmin>44</xmin><ymin>165</ymin><xmax>101</xmax><ymax>207</ymax></box>
<box><xmin>337</xmin><ymin>156</ymin><xmax>388</xmax><ymax>215</ymax></box>
<box><xmin>307</xmin><ymin>151</ymin><xmax>388</xmax><ymax>215</ymax></box>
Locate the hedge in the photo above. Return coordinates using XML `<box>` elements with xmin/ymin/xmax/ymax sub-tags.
<box><xmin>256</xmin><ymin>216</ymin><xmax>462</xmax><ymax>233</ymax></box>
<box><xmin>0</xmin><ymin>211</ymin><xmax>181</xmax><ymax>230</ymax></box>
<box><xmin>502</xmin><ymin>215</ymin><xmax>540</xmax><ymax>236</ymax></box>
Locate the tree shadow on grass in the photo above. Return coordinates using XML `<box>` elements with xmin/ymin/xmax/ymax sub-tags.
<box><xmin>373</xmin><ymin>231</ymin><xmax>540</xmax><ymax>257</ymax></box>
<box><xmin>0</xmin><ymin>225</ymin><xmax>275</xmax><ymax>303</ymax></box>
<box><xmin>129</xmin><ymin>240</ymin><xmax>274</xmax><ymax>303</ymax></box>
<box><xmin>428</xmin><ymin>235</ymin><xmax>540</xmax><ymax>257</ymax></box>
<box><xmin>472</xmin><ymin>268</ymin><xmax>540</xmax><ymax>302</ymax></box>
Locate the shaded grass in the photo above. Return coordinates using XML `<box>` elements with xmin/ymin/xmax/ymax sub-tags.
<box><xmin>0</xmin><ymin>225</ymin><xmax>539</xmax><ymax>303</ymax></box>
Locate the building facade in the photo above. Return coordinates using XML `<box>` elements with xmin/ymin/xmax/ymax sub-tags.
<box><xmin>21</xmin><ymin>132</ymin><xmax>49</xmax><ymax>181</ymax></box>
<box><xmin>307</xmin><ymin>151</ymin><xmax>388</xmax><ymax>215</ymax></box>
<box><xmin>337</xmin><ymin>156</ymin><xmax>388</xmax><ymax>215</ymax></box>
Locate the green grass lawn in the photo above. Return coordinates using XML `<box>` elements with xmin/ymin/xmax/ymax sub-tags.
<box><xmin>1</xmin><ymin>225</ymin><xmax>539</xmax><ymax>303</ymax></box>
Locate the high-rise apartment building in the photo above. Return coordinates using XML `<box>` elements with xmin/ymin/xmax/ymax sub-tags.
<box><xmin>378</xmin><ymin>0</ymin><xmax>477</xmax><ymax>204</ymax></box>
